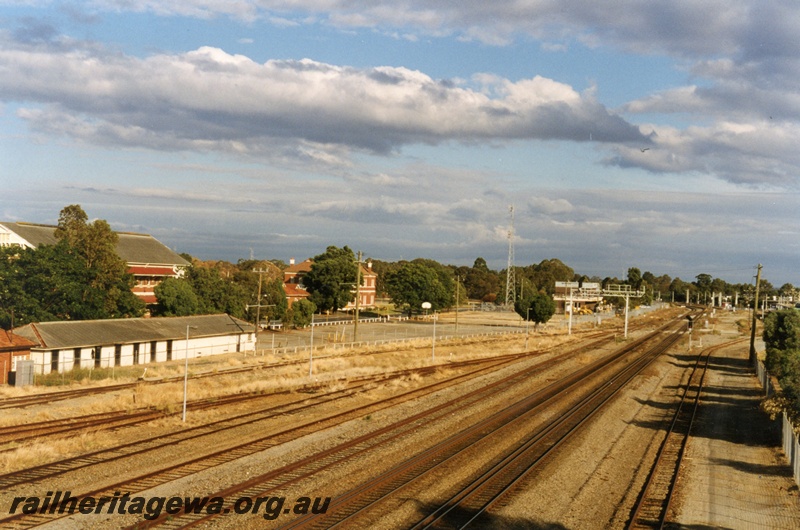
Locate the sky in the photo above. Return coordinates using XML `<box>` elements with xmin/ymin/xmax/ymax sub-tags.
<box><xmin>1</xmin><ymin>1</ymin><xmax>798</xmax><ymax>287</ymax></box>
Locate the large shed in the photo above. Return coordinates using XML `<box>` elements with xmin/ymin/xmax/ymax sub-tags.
<box><xmin>0</xmin><ymin>221</ymin><xmax>190</xmax><ymax>304</ymax></box>
<box><xmin>14</xmin><ymin>314</ymin><xmax>255</xmax><ymax>374</ymax></box>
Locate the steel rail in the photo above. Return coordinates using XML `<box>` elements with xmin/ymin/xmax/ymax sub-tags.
<box><xmin>0</xmin><ymin>347</ymin><xmax>549</xmax><ymax>528</ymax></box>
<box><xmin>626</xmin><ymin>337</ymin><xmax>745</xmax><ymax>529</ymax></box>
<box><xmin>275</xmin><ymin>313</ymin><xmax>694</xmax><ymax>529</ymax></box>
<box><xmin>124</xmin><ymin>332</ymin><xmax>626</xmax><ymax>529</ymax></box>
<box><xmin>419</xmin><ymin>319</ymin><xmax>691</xmax><ymax>529</ymax></box>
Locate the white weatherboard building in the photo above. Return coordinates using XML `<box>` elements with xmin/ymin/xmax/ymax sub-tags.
<box><xmin>14</xmin><ymin>314</ymin><xmax>255</xmax><ymax>374</ymax></box>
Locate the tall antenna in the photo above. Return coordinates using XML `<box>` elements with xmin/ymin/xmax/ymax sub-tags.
<box><xmin>505</xmin><ymin>205</ymin><xmax>515</xmax><ymax>306</ymax></box>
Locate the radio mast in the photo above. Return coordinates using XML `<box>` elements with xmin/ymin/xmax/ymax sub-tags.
<box><xmin>505</xmin><ymin>205</ymin><xmax>515</xmax><ymax>306</ymax></box>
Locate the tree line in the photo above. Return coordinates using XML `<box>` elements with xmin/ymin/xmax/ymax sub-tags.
<box><xmin>1</xmin><ymin>205</ymin><xmax>795</xmax><ymax>331</ymax></box>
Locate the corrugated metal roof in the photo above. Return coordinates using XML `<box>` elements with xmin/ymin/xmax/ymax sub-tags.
<box><xmin>14</xmin><ymin>314</ymin><xmax>254</xmax><ymax>350</ymax></box>
<box><xmin>115</xmin><ymin>232</ymin><xmax>190</xmax><ymax>266</ymax></box>
<box><xmin>0</xmin><ymin>222</ymin><xmax>189</xmax><ymax>267</ymax></box>
<box><xmin>0</xmin><ymin>222</ymin><xmax>59</xmax><ymax>247</ymax></box>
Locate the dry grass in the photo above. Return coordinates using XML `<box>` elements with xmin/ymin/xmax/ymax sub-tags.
<box><xmin>0</xmin><ymin>309</ymin><xmax>656</xmax><ymax>471</ymax></box>
<box><xmin>0</xmin><ymin>431</ymin><xmax>115</xmax><ymax>473</ymax></box>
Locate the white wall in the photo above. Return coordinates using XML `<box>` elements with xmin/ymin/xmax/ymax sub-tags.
<box><xmin>32</xmin><ymin>333</ymin><xmax>255</xmax><ymax>374</ymax></box>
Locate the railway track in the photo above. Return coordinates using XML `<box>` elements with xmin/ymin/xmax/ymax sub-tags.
<box><xmin>626</xmin><ymin>337</ymin><xmax>746</xmax><ymax>529</ymax></box>
<box><xmin>283</xmin><ymin>313</ymin><xmax>697</xmax><ymax>529</ymax></box>
<box><xmin>0</xmin><ymin>352</ymin><xmax>527</xmax><ymax>486</ymax></box>
<box><xmin>1</xmin><ymin>342</ymin><xmax>587</xmax><ymax>529</ymax></box>
<box><xmin>0</xmin><ymin>318</ymin><xmax>634</xmax><ymax>447</ymax></box>
<box><xmin>0</xmin><ymin>312</ymin><xmax>678</xmax><ymax>529</ymax></box>
<box><xmin>119</xmin><ymin>311</ymin><xmax>694</xmax><ymax>529</ymax></box>
<box><xmin>0</xmin><ymin>326</ymin><xmax>545</xmax><ymax>411</ymax></box>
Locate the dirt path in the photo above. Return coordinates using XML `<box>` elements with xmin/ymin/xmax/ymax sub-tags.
<box><xmin>670</xmin><ymin>340</ymin><xmax>800</xmax><ymax>529</ymax></box>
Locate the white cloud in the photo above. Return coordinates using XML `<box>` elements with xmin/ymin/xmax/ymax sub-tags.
<box><xmin>5</xmin><ymin>2</ymin><xmax>800</xmax><ymax>189</ymax></box>
<box><xmin>0</xmin><ymin>40</ymin><xmax>644</xmax><ymax>160</ymax></box>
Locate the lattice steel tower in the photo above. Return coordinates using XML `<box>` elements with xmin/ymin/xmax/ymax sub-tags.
<box><xmin>505</xmin><ymin>205</ymin><xmax>515</xmax><ymax>306</ymax></box>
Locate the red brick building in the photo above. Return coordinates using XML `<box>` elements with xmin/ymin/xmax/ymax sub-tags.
<box><xmin>283</xmin><ymin>258</ymin><xmax>377</xmax><ymax>310</ymax></box>
<box><xmin>0</xmin><ymin>330</ymin><xmax>35</xmax><ymax>384</ymax></box>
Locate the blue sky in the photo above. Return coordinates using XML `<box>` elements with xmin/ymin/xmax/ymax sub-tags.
<box><xmin>1</xmin><ymin>1</ymin><xmax>798</xmax><ymax>286</ymax></box>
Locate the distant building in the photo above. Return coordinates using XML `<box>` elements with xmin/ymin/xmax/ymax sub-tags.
<box><xmin>0</xmin><ymin>330</ymin><xmax>35</xmax><ymax>384</ymax></box>
<box><xmin>13</xmin><ymin>314</ymin><xmax>255</xmax><ymax>374</ymax></box>
<box><xmin>283</xmin><ymin>258</ymin><xmax>314</xmax><ymax>308</ymax></box>
<box><xmin>553</xmin><ymin>281</ymin><xmax>604</xmax><ymax>314</ymax></box>
<box><xmin>0</xmin><ymin>222</ymin><xmax>189</xmax><ymax>304</ymax></box>
<box><xmin>282</xmin><ymin>257</ymin><xmax>377</xmax><ymax>310</ymax></box>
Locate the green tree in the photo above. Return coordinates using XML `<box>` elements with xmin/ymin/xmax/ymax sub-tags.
<box><xmin>234</xmin><ymin>261</ymin><xmax>287</xmax><ymax>323</ymax></box>
<box><xmin>263</xmin><ymin>278</ymin><xmax>288</xmax><ymax>321</ymax></box>
<box><xmin>464</xmin><ymin>258</ymin><xmax>500</xmax><ymax>302</ymax></box>
<box><xmin>669</xmin><ymin>277</ymin><xmax>692</xmax><ymax>303</ymax></box>
<box><xmin>303</xmin><ymin>246</ymin><xmax>357</xmax><ymax>313</ymax></box>
<box><xmin>289</xmin><ymin>298</ymin><xmax>316</xmax><ymax>328</ymax></box>
<box><xmin>185</xmin><ymin>266</ymin><xmax>248</xmax><ymax>318</ymax></box>
<box><xmin>521</xmin><ymin>258</ymin><xmax>574</xmax><ymax>296</ymax></box>
<box><xmin>153</xmin><ymin>277</ymin><xmax>200</xmax><ymax>316</ymax></box>
<box><xmin>53</xmin><ymin>204</ymin><xmax>88</xmax><ymax>246</ymax></box>
<box><xmin>627</xmin><ymin>267</ymin><xmax>643</xmax><ymax>289</ymax></box>
<box><xmin>763</xmin><ymin>310</ymin><xmax>800</xmax><ymax>373</ymax></box>
<box><xmin>514</xmin><ymin>291</ymin><xmax>556</xmax><ymax>331</ymax></box>
<box><xmin>385</xmin><ymin>260</ymin><xmax>454</xmax><ymax>316</ymax></box>
<box><xmin>0</xmin><ymin>238</ymin><xmax>146</xmax><ymax>324</ymax></box>
<box><xmin>694</xmin><ymin>273</ymin><xmax>713</xmax><ymax>303</ymax></box>
<box><xmin>0</xmin><ymin>243</ymin><xmax>83</xmax><ymax>325</ymax></box>
<box><xmin>763</xmin><ymin>309</ymin><xmax>800</xmax><ymax>412</ymax></box>
<box><xmin>53</xmin><ymin>204</ymin><xmax>145</xmax><ymax>318</ymax></box>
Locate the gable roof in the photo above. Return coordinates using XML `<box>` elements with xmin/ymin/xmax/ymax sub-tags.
<box><xmin>284</xmin><ymin>258</ymin><xmax>313</xmax><ymax>274</ymax></box>
<box><xmin>0</xmin><ymin>222</ymin><xmax>59</xmax><ymax>247</ymax></box>
<box><xmin>14</xmin><ymin>314</ymin><xmax>253</xmax><ymax>350</ymax></box>
<box><xmin>0</xmin><ymin>222</ymin><xmax>189</xmax><ymax>267</ymax></box>
<box><xmin>284</xmin><ymin>258</ymin><xmax>375</xmax><ymax>277</ymax></box>
<box><xmin>0</xmin><ymin>330</ymin><xmax>36</xmax><ymax>351</ymax></box>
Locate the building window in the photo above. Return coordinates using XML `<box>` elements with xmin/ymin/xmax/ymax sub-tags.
<box><xmin>51</xmin><ymin>350</ymin><xmax>59</xmax><ymax>373</ymax></box>
<box><xmin>114</xmin><ymin>344</ymin><xmax>122</xmax><ymax>367</ymax></box>
<box><xmin>150</xmin><ymin>341</ymin><xmax>158</xmax><ymax>363</ymax></box>
<box><xmin>133</xmin><ymin>343</ymin><xmax>140</xmax><ymax>365</ymax></box>
<box><xmin>72</xmin><ymin>348</ymin><xmax>80</xmax><ymax>371</ymax></box>
<box><xmin>166</xmin><ymin>340</ymin><xmax>173</xmax><ymax>361</ymax></box>
<box><xmin>94</xmin><ymin>346</ymin><xmax>102</xmax><ymax>368</ymax></box>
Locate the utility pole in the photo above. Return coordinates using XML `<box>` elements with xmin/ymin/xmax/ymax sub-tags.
<box><xmin>455</xmin><ymin>275</ymin><xmax>460</xmax><ymax>333</ymax></box>
<box><xmin>353</xmin><ymin>251</ymin><xmax>362</xmax><ymax>343</ymax></box>
<box><xmin>246</xmin><ymin>268</ymin><xmax>274</xmax><ymax>351</ymax></box>
<box><xmin>254</xmin><ymin>268</ymin><xmax>264</xmax><ymax>331</ymax></box>
<box><xmin>749</xmin><ymin>264</ymin><xmax>762</xmax><ymax>367</ymax></box>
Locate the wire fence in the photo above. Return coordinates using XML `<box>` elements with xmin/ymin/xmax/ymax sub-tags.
<box><xmin>757</xmin><ymin>358</ymin><xmax>799</xmax><ymax>486</ymax></box>
<box><xmin>251</xmin><ymin>328</ymin><xmax>525</xmax><ymax>358</ymax></box>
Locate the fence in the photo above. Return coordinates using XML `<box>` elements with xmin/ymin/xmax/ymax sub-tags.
<box><xmin>757</xmin><ymin>359</ymin><xmax>799</xmax><ymax>486</ymax></box>
<box><xmin>756</xmin><ymin>359</ymin><xmax>776</xmax><ymax>397</ymax></box>
<box><xmin>252</xmin><ymin>328</ymin><xmax>524</xmax><ymax>358</ymax></box>
<box><xmin>783</xmin><ymin>412</ymin><xmax>800</xmax><ymax>486</ymax></box>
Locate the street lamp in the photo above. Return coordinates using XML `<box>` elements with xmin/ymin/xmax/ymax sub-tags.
<box><xmin>182</xmin><ymin>325</ymin><xmax>197</xmax><ymax>422</ymax></box>
<box><xmin>421</xmin><ymin>302</ymin><xmax>434</xmax><ymax>361</ymax></box>
<box><xmin>432</xmin><ymin>311</ymin><xmax>437</xmax><ymax>361</ymax></box>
